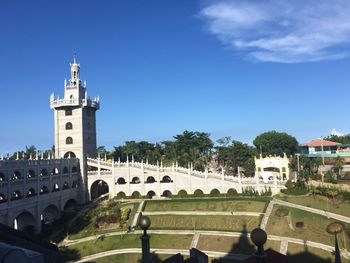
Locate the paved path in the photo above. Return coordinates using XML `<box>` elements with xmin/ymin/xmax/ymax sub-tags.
<box><xmin>280</xmin><ymin>240</ymin><xmax>288</xmax><ymax>255</ymax></box>
<box><xmin>273</xmin><ymin>199</ymin><xmax>350</xmax><ymax>224</ymax></box>
<box><xmin>131</xmin><ymin>200</ymin><xmax>145</xmax><ymax>228</ymax></box>
<box><xmin>142</xmin><ymin>211</ymin><xmax>263</xmax><ymax>216</ymax></box>
<box><xmin>260</xmin><ymin>200</ymin><xmax>275</xmax><ymax>230</ymax></box>
<box><xmin>190</xmin><ymin>232</ymin><xmax>200</xmax><ymax>249</ymax></box>
<box><xmin>75</xmin><ymin>248</ymin><xmax>249</xmax><ymax>262</ymax></box>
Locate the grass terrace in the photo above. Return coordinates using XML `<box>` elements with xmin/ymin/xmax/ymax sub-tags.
<box><xmin>287</xmin><ymin>243</ymin><xmax>350</xmax><ymax>263</ymax></box>
<box><xmin>275</xmin><ymin>193</ymin><xmax>350</xmax><ymax>218</ymax></box>
<box><xmin>143</xmin><ymin>198</ymin><xmax>268</xmax><ymax>213</ymax></box>
<box><xmin>197</xmin><ymin>234</ymin><xmax>280</xmax><ymax>255</ymax></box>
<box><xmin>61</xmin><ymin>234</ymin><xmax>193</xmax><ymax>261</ymax></box>
<box><xmin>266</xmin><ymin>205</ymin><xmax>350</xmax><ymax>251</ymax></box>
<box><xmin>147</xmin><ymin>215</ymin><xmax>261</xmax><ymax>232</ymax></box>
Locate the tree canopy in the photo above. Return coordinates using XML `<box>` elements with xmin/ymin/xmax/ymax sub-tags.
<box><xmin>253</xmin><ymin>131</ymin><xmax>299</xmax><ymax>156</ymax></box>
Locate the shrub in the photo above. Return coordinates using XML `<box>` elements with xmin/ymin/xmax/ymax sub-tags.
<box><xmin>261</xmin><ymin>187</ymin><xmax>272</xmax><ymax>196</ymax></box>
<box><xmin>96</xmin><ymin>214</ymin><xmax>120</xmax><ymax>225</ymax></box>
<box><xmin>326</xmin><ymin>222</ymin><xmax>344</xmax><ymax>234</ymax></box>
<box><xmin>275</xmin><ymin>207</ymin><xmax>289</xmax><ymax>217</ymax></box>
<box><xmin>285</xmin><ymin>180</ymin><xmax>294</xmax><ymax>189</ymax></box>
<box><xmin>131</xmin><ymin>191</ymin><xmax>141</xmax><ymax>199</ymax></box>
<box><xmin>242</xmin><ymin>187</ymin><xmax>259</xmax><ymax>196</ymax></box>
<box><xmin>210</xmin><ymin>189</ymin><xmax>220</xmax><ymax>197</ymax></box>
<box><xmin>177</xmin><ymin>190</ymin><xmax>188</xmax><ymax>198</ymax></box>
<box><xmin>116</xmin><ymin>192</ymin><xmax>126</xmax><ymax>199</ymax></box>
<box><xmin>324</xmin><ymin>171</ymin><xmax>337</xmax><ymax>184</ymax></box>
<box><xmin>226</xmin><ymin>188</ymin><xmax>238</xmax><ymax>197</ymax></box>
<box><xmin>193</xmin><ymin>189</ymin><xmax>204</xmax><ymax>197</ymax></box>
<box><xmin>281</xmin><ymin>186</ymin><xmax>308</xmax><ymax>195</ymax></box>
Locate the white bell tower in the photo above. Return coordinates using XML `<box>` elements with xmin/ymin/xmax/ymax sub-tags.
<box><xmin>50</xmin><ymin>57</ymin><xmax>100</xmax><ymax>201</ymax></box>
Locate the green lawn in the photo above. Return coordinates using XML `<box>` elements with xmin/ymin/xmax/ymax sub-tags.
<box><xmin>266</xmin><ymin>205</ymin><xmax>350</xmax><ymax>251</ymax></box>
<box><xmin>287</xmin><ymin>243</ymin><xmax>350</xmax><ymax>263</ymax></box>
<box><xmin>94</xmin><ymin>253</ymin><xmax>188</xmax><ymax>263</ymax></box>
<box><xmin>144</xmin><ymin>198</ymin><xmax>267</xmax><ymax>213</ymax></box>
<box><xmin>197</xmin><ymin>234</ymin><xmax>280</xmax><ymax>255</ymax></box>
<box><xmin>147</xmin><ymin>215</ymin><xmax>261</xmax><ymax>232</ymax></box>
<box><xmin>275</xmin><ymin>194</ymin><xmax>350</xmax><ymax>218</ymax></box>
<box><xmin>61</xmin><ymin>233</ymin><xmax>193</xmax><ymax>260</ymax></box>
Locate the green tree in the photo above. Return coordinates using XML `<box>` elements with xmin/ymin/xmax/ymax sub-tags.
<box><xmin>324</xmin><ymin>134</ymin><xmax>350</xmax><ymax>145</ymax></box>
<box><xmin>333</xmin><ymin>156</ymin><xmax>345</xmax><ymax>178</ymax></box>
<box><xmin>253</xmin><ymin>131</ymin><xmax>299</xmax><ymax>156</ymax></box>
<box><xmin>216</xmin><ymin>140</ymin><xmax>256</xmax><ymax>176</ymax></box>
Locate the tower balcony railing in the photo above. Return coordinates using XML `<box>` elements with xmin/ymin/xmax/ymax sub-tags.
<box><xmin>50</xmin><ymin>98</ymin><xmax>99</xmax><ymax>109</ymax></box>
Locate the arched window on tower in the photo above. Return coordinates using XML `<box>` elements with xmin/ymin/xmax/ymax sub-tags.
<box><xmin>66</xmin><ymin>122</ymin><xmax>73</xmax><ymax>130</ymax></box>
<box><xmin>66</xmin><ymin>137</ymin><xmax>73</xmax><ymax>144</ymax></box>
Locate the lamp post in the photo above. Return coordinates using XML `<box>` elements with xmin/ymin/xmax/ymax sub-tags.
<box><xmin>250</xmin><ymin>228</ymin><xmax>267</xmax><ymax>263</ymax></box>
<box><xmin>140</xmin><ymin>215</ymin><xmax>152</xmax><ymax>263</ymax></box>
<box><xmin>296</xmin><ymin>153</ymin><xmax>300</xmax><ymax>181</ymax></box>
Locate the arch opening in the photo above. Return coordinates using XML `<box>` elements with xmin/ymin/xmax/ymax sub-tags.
<box><xmin>131</xmin><ymin>177</ymin><xmax>141</xmax><ymax>184</ymax></box>
<box><xmin>62</xmin><ymin>167</ymin><xmax>69</xmax><ymax>174</ymax></box>
<box><xmin>116</xmin><ymin>191</ymin><xmax>126</xmax><ymax>199</ymax></box>
<box><xmin>146</xmin><ymin>176</ymin><xmax>156</xmax><ymax>184</ymax></box>
<box><xmin>14</xmin><ymin>212</ymin><xmax>36</xmax><ymax>234</ymax></box>
<box><xmin>64</xmin><ymin>151</ymin><xmax>76</xmax><ymax>158</ymax></box>
<box><xmin>52</xmin><ymin>183</ymin><xmax>60</xmax><ymax>192</ymax></box>
<box><xmin>41</xmin><ymin>204</ymin><xmax>60</xmax><ymax>226</ymax></box>
<box><xmin>162</xmin><ymin>190</ymin><xmax>172</xmax><ymax>198</ymax></box>
<box><xmin>26</xmin><ymin>188</ymin><xmax>36</xmax><ymax>197</ymax></box>
<box><xmin>64</xmin><ymin>199</ymin><xmax>78</xmax><ymax>212</ymax></box>
<box><xmin>0</xmin><ymin>172</ymin><xmax>5</xmax><ymax>182</ymax></box>
<box><xmin>131</xmin><ymin>191</ymin><xmax>141</xmax><ymax>199</ymax></box>
<box><xmin>72</xmin><ymin>166</ymin><xmax>78</xmax><ymax>173</ymax></box>
<box><xmin>161</xmin><ymin>175</ymin><xmax>172</xmax><ymax>183</ymax></box>
<box><xmin>27</xmin><ymin>170</ymin><xmax>36</xmax><ymax>178</ymax></box>
<box><xmin>0</xmin><ymin>193</ymin><xmax>7</xmax><ymax>203</ymax></box>
<box><xmin>62</xmin><ymin>181</ymin><xmax>70</xmax><ymax>190</ymax></box>
<box><xmin>12</xmin><ymin>171</ymin><xmax>22</xmax><ymax>180</ymax></box>
<box><xmin>65</xmin><ymin>122</ymin><xmax>73</xmax><ymax>130</ymax></box>
<box><xmin>90</xmin><ymin>180</ymin><xmax>109</xmax><ymax>199</ymax></box>
<box><xmin>116</xmin><ymin>177</ymin><xmax>127</xmax><ymax>185</ymax></box>
<box><xmin>11</xmin><ymin>190</ymin><xmax>23</xmax><ymax>201</ymax></box>
<box><xmin>52</xmin><ymin>167</ymin><xmax>59</xmax><ymax>175</ymax></box>
<box><xmin>147</xmin><ymin>191</ymin><xmax>156</xmax><ymax>199</ymax></box>
<box><xmin>40</xmin><ymin>186</ymin><xmax>49</xmax><ymax>195</ymax></box>
<box><xmin>66</xmin><ymin>137</ymin><xmax>73</xmax><ymax>144</ymax></box>
<box><xmin>40</xmin><ymin>168</ymin><xmax>48</xmax><ymax>177</ymax></box>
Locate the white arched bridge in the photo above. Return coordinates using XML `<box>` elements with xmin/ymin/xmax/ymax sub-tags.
<box><xmin>87</xmin><ymin>157</ymin><xmax>286</xmax><ymax>199</ymax></box>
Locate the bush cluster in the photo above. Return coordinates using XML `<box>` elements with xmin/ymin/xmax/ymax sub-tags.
<box><xmin>96</xmin><ymin>214</ymin><xmax>120</xmax><ymax>225</ymax></box>
<box><xmin>281</xmin><ymin>180</ymin><xmax>308</xmax><ymax>195</ymax></box>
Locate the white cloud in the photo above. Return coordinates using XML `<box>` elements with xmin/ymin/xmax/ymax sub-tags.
<box><xmin>200</xmin><ymin>0</ymin><xmax>350</xmax><ymax>63</ymax></box>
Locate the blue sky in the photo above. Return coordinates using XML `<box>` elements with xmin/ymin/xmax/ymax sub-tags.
<box><xmin>1</xmin><ymin>0</ymin><xmax>350</xmax><ymax>154</ymax></box>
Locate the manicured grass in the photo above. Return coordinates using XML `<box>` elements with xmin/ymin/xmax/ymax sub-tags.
<box><xmin>147</xmin><ymin>215</ymin><xmax>261</xmax><ymax>232</ymax></box>
<box><xmin>95</xmin><ymin>253</ymin><xmax>188</xmax><ymax>263</ymax></box>
<box><xmin>287</xmin><ymin>243</ymin><xmax>350</xmax><ymax>263</ymax></box>
<box><xmin>266</xmin><ymin>205</ymin><xmax>350</xmax><ymax>251</ymax></box>
<box><xmin>197</xmin><ymin>234</ymin><xmax>280</xmax><ymax>255</ymax></box>
<box><xmin>275</xmin><ymin>194</ymin><xmax>350</xmax><ymax>218</ymax></box>
<box><xmin>62</xmin><ymin>234</ymin><xmax>193</xmax><ymax>259</ymax></box>
<box><xmin>144</xmin><ymin>198</ymin><xmax>267</xmax><ymax>213</ymax></box>
<box><xmin>94</xmin><ymin>254</ymin><xmax>241</xmax><ymax>263</ymax></box>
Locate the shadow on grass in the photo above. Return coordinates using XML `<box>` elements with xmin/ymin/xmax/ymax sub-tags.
<box><xmin>60</xmin><ymin>246</ymin><xmax>81</xmax><ymax>261</ymax></box>
<box><xmin>287</xmin><ymin>245</ymin><xmax>333</xmax><ymax>263</ymax></box>
<box><xmin>212</xmin><ymin>224</ymin><xmax>255</xmax><ymax>263</ymax></box>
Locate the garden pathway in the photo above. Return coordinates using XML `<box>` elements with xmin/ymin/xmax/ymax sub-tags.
<box><xmin>142</xmin><ymin>211</ymin><xmax>263</xmax><ymax>216</ymax></box>
<box><xmin>260</xmin><ymin>200</ymin><xmax>275</xmax><ymax>230</ymax></box>
<box><xmin>279</xmin><ymin>240</ymin><xmax>288</xmax><ymax>255</ymax></box>
<box><xmin>131</xmin><ymin>200</ymin><xmax>145</xmax><ymax>228</ymax></box>
<box><xmin>190</xmin><ymin>232</ymin><xmax>200</xmax><ymax>249</ymax></box>
<box><xmin>273</xmin><ymin>199</ymin><xmax>350</xmax><ymax>224</ymax></box>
